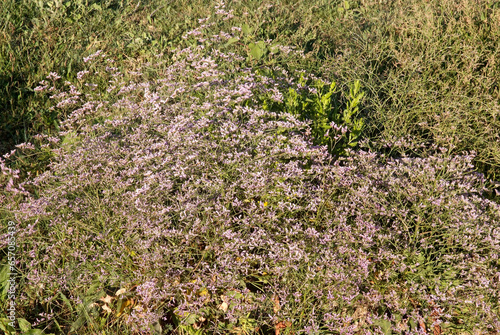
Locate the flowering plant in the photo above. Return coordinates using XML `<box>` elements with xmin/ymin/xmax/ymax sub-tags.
<box><xmin>0</xmin><ymin>1</ymin><xmax>499</xmax><ymax>334</ymax></box>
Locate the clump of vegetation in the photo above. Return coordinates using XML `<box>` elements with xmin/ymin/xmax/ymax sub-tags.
<box><xmin>1</xmin><ymin>0</ymin><xmax>500</xmax><ymax>334</ymax></box>
<box><xmin>318</xmin><ymin>0</ymin><xmax>500</xmax><ymax>182</ymax></box>
<box><xmin>0</xmin><ymin>0</ymin><xmax>212</xmax><ymax>154</ymax></box>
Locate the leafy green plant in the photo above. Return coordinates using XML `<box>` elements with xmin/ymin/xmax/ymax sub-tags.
<box><xmin>0</xmin><ymin>263</ymin><xmax>54</xmax><ymax>335</ymax></box>
<box><xmin>257</xmin><ymin>70</ymin><xmax>365</xmax><ymax>156</ymax></box>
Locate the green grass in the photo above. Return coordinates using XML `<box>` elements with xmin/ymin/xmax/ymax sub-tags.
<box><xmin>0</xmin><ymin>0</ymin><xmax>211</xmax><ymax>152</ymax></box>
<box><xmin>2</xmin><ymin>0</ymin><xmax>500</xmax><ymax>183</ymax></box>
<box><xmin>316</xmin><ymin>0</ymin><xmax>500</xmax><ymax>182</ymax></box>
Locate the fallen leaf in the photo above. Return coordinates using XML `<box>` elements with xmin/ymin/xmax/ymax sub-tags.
<box><xmin>419</xmin><ymin>318</ymin><xmax>427</xmax><ymax>334</ymax></box>
<box><xmin>275</xmin><ymin>321</ymin><xmax>292</xmax><ymax>335</ymax></box>
<box><xmin>219</xmin><ymin>301</ymin><xmax>228</xmax><ymax>312</ymax></box>
<box><xmin>116</xmin><ymin>298</ymin><xmax>134</xmax><ymax>317</ymax></box>
<box><xmin>87</xmin><ymin>302</ymin><xmax>99</xmax><ymax>309</ymax></box>
<box><xmin>100</xmin><ymin>294</ymin><xmax>114</xmax><ymax>304</ymax></box>
<box><xmin>116</xmin><ymin>288</ymin><xmax>127</xmax><ymax>296</ymax></box>
<box><xmin>272</xmin><ymin>294</ymin><xmax>280</xmax><ymax>313</ymax></box>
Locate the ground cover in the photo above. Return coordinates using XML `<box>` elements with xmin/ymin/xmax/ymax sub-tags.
<box><xmin>1</xmin><ymin>0</ymin><xmax>499</xmax><ymax>334</ymax></box>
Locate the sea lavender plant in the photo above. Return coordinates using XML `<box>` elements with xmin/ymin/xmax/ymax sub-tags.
<box><xmin>1</xmin><ymin>1</ymin><xmax>499</xmax><ymax>334</ymax></box>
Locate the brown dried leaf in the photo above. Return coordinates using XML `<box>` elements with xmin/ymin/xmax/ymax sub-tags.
<box><xmin>272</xmin><ymin>294</ymin><xmax>280</xmax><ymax>313</ymax></box>
<box><xmin>115</xmin><ymin>288</ymin><xmax>127</xmax><ymax>296</ymax></box>
<box><xmin>116</xmin><ymin>298</ymin><xmax>134</xmax><ymax>317</ymax></box>
<box><xmin>419</xmin><ymin>318</ymin><xmax>427</xmax><ymax>334</ymax></box>
<box><xmin>99</xmin><ymin>294</ymin><xmax>114</xmax><ymax>304</ymax></box>
<box><xmin>102</xmin><ymin>304</ymin><xmax>112</xmax><ymax>313</ymax></box>
<box><xmin>219</xmin><ymin>301</ymin><xmax>229</xmax><ymax>312</ymax></box>
<box><xmin>275</xmin><ymin>321</ymin><xmax>292</xmax><ymax>335</ymax></box>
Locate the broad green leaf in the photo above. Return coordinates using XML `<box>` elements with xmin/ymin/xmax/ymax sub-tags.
<box><xmin>70</xmin><ymin>313</ymin><xmax>87</xmax><ymax>333</ymax></box>
<box><xmin>0</xmin><ymin>318</ymin><xmax>15</xmax><ymax>334</ymax></box>
<box><xmin>182</xmin><ymin>312</ymin><xmax>199</xmax><ymax>325</ymax></box>
<box><xmin>417</xmin><ymin>253</ymin><xmax>426</xmax><ymax>265</ymax></box>
<box><xmin>0</xmin><ymin>263</ymin><xmax>10</xmax><ymax>302</ymax></box>
<box><xmin>238</xmin><ymin>315</ymin><xmax>258</xmax><ymax>333</ymax></box>
<box><xmin>24</xmin><ymin>330</ymin><xmax>48</xmax><ymax>335</ymax></box>
<box><xmin>150</xmin><ymin>321</ymin><xmax>163</xmax><ymax>335</ymax></box>
<box><xmin>241</xmin><ymin>23</ymin><xmax>251</xmax><ymax>35</ymax></box>
<box><xmin>178</xmin><ymin>325</ymin><xmax>205</xmax><ymax>335</ymax></box>
<box><xmin>374</xmin><ymin>319</ymin><xmax>392</xmax><ymax>334</ymax></box>
<box><xmin>255</xmin><ymin>41</ymin><xmax>266</xmax><ymax>49</ymax></box>
<box><xmin>249</xmin><ymin>42</ymin><xmax>265</xmax><ymax>60</ymax></box>
<box><xmin>329</xmin><ymin>81</ymin><xmax>336</xmax><ymax>92</ymax></box>
<box><xmin>408</xmin><ymin>318</ymin><xmax>418</xmax><ymax>330</ymax></box>
<box><xmin>225</xmin><ymin>37</ymin><xmax>239</xmax><ymax>46</ymax></box>
<box><xmin>18</xmin><ymin>318</ymin><xmax>31</xmax><ymax>332</ymax></box>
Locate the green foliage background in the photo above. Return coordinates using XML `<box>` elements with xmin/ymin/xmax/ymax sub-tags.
<box><xmin>2</xmin><ymin>0</ymin><xmax>500</xmax><ymax>184</ymax></box>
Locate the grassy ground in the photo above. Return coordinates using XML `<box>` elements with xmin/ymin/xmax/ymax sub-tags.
<box><xmin>1</xmin><ymin>0</ymin><xmax>499</xmax><ymax>334</ymax></box>
<box><xmin>2</xmin><ymin>0</ymin><xmax>500</xmax><ymax>183</ymax></box>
